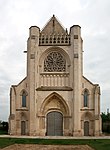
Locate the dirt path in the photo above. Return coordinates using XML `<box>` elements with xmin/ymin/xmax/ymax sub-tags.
<box><xmin>1</xmin><ymin>144</ymin><xmax>94</xmax><ymax>150</ymax></box>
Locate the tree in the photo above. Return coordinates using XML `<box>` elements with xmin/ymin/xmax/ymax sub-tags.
<box><xmin>101</xmin><ymin>112</ymin><xmax>108</xmax><ymax>122</ymax></box>
<box><xmin>0</xmin><ymin>121</ymin><xmax>8</xmax><ymax>131</ymax></box>
<box><xmin>101</xmin><ymin>112</ymin><xmax>110</xmax><ymax>133</ymax></box>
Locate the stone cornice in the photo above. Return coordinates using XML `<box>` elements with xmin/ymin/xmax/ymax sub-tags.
<box><xmin>36</xmin><ymin>86</ymin><xmax>73</xmax><ymax>91</ymax></box>
<box><xmin>16</xmin><ymin>108</ymin><xmax>29</xmax><ymax>111</ymax></box>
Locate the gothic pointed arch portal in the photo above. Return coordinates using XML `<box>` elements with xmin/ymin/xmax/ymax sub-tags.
<box><xmin>20</xmin><ymin>112</ymin><xmax>28</xmax><ymax>135</ymax></box>
<box><xmin>40</xmin><ymin>92</ymin><xmax>70</xmax><ymax>136</ymax></box>
<box><xmin>81</xmin><ymin>112</ymin><xmax>94</xmax><ymax>136</ymax></box>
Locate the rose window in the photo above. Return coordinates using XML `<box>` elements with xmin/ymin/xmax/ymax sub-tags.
<box><xmin>44</xmin><ymin>52</ymin><xmax>66</xmax><ymax>72</ymax></box>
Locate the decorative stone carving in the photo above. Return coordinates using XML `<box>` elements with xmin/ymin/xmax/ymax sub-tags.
<box><xmin>39</xmin><ymin>34</ymin><xmax>70</xmax><ymax>45</ymax></box>
<box><xmin>10</xmin><ymin>114</ymin><xmax>15</xmax><ymax>120</ymax></box>
<box><xmin>44</xmin><ymin>52</ymin><xmax>66</xmax><ymax>72</ymax></box>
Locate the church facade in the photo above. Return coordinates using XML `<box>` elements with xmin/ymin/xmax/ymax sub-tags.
<box><xmin>9</xmin><ymin>15</ymin><xmax>102</xmax><ymax>136</ymax></box>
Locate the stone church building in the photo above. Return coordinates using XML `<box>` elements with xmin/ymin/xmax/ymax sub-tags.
<box><xmin>9</xmin><ymin>15</ymin><xmax>102</xmax><ymax>136</ymax></box>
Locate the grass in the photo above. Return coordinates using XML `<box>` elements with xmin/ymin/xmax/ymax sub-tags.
<box><xmin>0</xmin><ymin>138</ymin><xmax>110</xmax><ymax>150</ymax></box>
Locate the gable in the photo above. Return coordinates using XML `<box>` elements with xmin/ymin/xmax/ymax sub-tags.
<box><xmin>41</xmin><ymin>15</ymin><xmax>67</xmax><ymax>35</ymax></box>
<box><xmin>39</xmin><ymin>15</ymin><xmax>70</xmax><ymax>46</ymax></box>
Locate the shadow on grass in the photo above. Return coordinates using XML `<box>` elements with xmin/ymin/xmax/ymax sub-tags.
<box><xmin>0</xmin><ymin>138</ymin><xmax>110</xmax><ymax>150</ymax></box>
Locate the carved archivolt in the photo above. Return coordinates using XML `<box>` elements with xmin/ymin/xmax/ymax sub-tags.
<box><xmin>40</xmin><ymin>92</ymin><xmax>69</xmax><ymax>116</ymax></box>
<box><xmin>39</xmin><ymin>47</ymin><xmax>71</xmax><ymax>73</ymax></box>
<box><xmin>20</xmin><ymin>112</ymin><xmax>28</xmax><ymax>120</ymax></box>
<box><xmin>81</xmin><ymin>112</ymin><xmax>94</xmax><ymax>121</ymax></box>
<box><xmin>44</xmin><ymin>51</ymin><xmax>66</xmax><ymax>72</ymax></box>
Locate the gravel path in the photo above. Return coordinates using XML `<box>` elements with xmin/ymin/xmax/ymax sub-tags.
<box><xmin>1</xmin><ymin>144</ymin><xmax>94</xmax><ymax>150</ymax></box>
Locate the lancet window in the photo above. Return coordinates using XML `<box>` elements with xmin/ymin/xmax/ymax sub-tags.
<box><xmin>84</xmin><ymin>90</ymin><xmax>89</xmax><ymax>107</ymax></box>
<box><xmin>21</xmin><ymin>90</ymin><xmax>27</xmax><ymax>107</ymax></box>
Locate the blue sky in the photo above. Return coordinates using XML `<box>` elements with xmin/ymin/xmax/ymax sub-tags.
<box><xmin>0</xmin><ymin>0</ymin><xmax>110</xmax><ymax>121</ymax></box>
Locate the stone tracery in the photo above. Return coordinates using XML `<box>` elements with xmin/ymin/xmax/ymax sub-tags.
<box><xmin>44</xmin><ymin>51</ymin><xmax>66</xmax><ymax>72</ymax></box>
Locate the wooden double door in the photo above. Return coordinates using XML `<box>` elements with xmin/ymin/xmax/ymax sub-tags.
<box><xmin>47</xmin><ymin>111</ymin><xmax>63</xmax><ymax>136</ymax></box>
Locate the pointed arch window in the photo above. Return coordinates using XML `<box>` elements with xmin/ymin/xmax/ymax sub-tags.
<box><xmin>21</xmin><ymin>90</ymin><xmax>27</xmax><ymax>107</ymax></box>
<box><xmin>84</xmin><ymin>90</ymin><xmax>89</xmax><ymax>107</ymax></box>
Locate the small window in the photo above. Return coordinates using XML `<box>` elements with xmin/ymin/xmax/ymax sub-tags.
<box><xmin>46</xmin><ymin>38</ymin><xmax>48</xmax><ymax>43</ymax></box>
<box><xmin>84</xmin><ymin>90</ymin><xmax>88</xmax><ymax>107</ymax></box>
<box><xmin>61</xmin><ymin>37</ymin><xmax>64</xmax><ymax>43</ymax></box>
<box><xmin>53</xmin><ymin>37</ymin><xmax>56</xmax><ymax>43</ymax></box>
<box><xmin>50</xmin><ymin>37</ymin><xmax>52</xmax><ymax>43</ymax></box>
<box><xmin>65</xmin><ymin>36</ymin><xmax>68</xmax><ymax>43</ymax></box>
<box><xmin>42</xmin><ymin>38</ymin><xmax>44</xmax><ymax>43</ymax></box>
<box><xmin>57</xmin><ymin>37</ymin><xmax>60</xmax><ymax>43</ymax></box>
<box><xmin>22</xmin><ymin>91</ymin><xmax>27</xmax><ymax>107</ymax></box>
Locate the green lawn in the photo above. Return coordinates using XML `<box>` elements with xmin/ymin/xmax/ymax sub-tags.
<box><xmin>0</xmin><ymin>138</ymin><xmax>110</xmax><ymax>150</ymax></box>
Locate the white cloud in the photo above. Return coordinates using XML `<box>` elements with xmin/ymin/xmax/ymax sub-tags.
<box><xmin>0</xmin><ymin>0</ymin><xmax>110</xmax><ymax>120</ymax></box>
